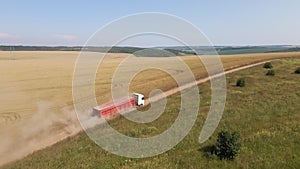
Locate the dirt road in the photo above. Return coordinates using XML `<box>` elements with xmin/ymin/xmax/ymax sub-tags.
<box><xmin>145</xmin><ymin>59</ymin><xmax>280</xmax><ymax>104</ymax></box>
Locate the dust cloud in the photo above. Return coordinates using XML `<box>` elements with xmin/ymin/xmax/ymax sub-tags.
<box><xmin>0</xmin><ymin>102</ymin><xmax>85</xmax><ymax>166</ymax></box>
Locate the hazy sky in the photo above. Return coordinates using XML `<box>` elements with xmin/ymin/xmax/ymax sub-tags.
<box><xmin>0</xmin><ymin>0</ymin><xmax>300</xmax><ymax>46</ymax></box>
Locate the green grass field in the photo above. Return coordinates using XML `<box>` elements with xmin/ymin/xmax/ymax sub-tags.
<box><xmin>4</xmin><ymin>59</ymin><xmax>300</xmax><ymax>169</ymax></box>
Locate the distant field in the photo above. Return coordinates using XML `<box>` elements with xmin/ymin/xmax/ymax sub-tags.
<box><xmin>4</xmin><ymin>58</ymin><xmax>300</xmax><ymax>169</ymax></box>
<box><xmin>216</xmin><ymin>47</ymin><xmax>285</xmax><ymax>55</ymax></box>
<box><xmin>1</xmin><ymin>51</ymin><xmax>300</xmax><ymax>166</ymax></box>
<box><xmin>1</xmin><ymin>45</ymin><xmax>300</xmax><ymax>55</ymax></box>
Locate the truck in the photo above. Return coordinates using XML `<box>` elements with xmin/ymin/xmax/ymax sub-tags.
<box><xmin>93</xmin><ymin>93</ymin><xmax>145</xmax><ymax>117</ymax></box>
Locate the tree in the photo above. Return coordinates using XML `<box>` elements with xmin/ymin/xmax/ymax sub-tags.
<box><xmin>215</xmin><ymin>130</ymin><xmax>241</xmax><ymax>160</ymax></box>
<box><xmin>266</xmin><ymin>70</ymin><xmax>275</xmax><ymax>76</ymax></box>
<box><xmin>263</xmin><ymin>62</ymin><xmax>273</xmax><ymax>69</ymax></box>
<box><xmin>236</xmin><ymin>77</ymin><xmax>246</xmax><ymax>87</ymax></box>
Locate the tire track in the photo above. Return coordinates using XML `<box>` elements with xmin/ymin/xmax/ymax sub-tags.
<box><xmin>0</xmin><ymin>112</ymin><xmax>21</xmax><ymax>124</ymax></box>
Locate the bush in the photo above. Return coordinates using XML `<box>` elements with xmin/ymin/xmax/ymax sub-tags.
<box><xmin>266</xmin><ymin>69</ymin><xmax>275</xmax><ymax>76</ymax></box>
<box><xmin>215</xmin><ymin>130</ymin><xmax>241</xmax><ymax>160</ymax></box>
<box><xmin>263</xmin><ymin>62</ymin><xmax>273</xmax><ymax>69</ymax></box>
<box><xmin>236</xmin><ymin>78</ymin><xmax>246</xmax><ymax>87</ymax></box>
<box><xmin>295</xmin><ymin>67</ymin><xmax>300</xmax><ymax>74</ymax></box>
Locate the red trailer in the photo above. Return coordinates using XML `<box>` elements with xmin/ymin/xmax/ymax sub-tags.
<box><xmin>93</xmin><ymin>96</ymin><xmax>137</xmax><ymax>118</ymax></box>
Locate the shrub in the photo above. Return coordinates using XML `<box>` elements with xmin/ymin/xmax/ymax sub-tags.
<box><xmin>295</xmin><ymin>67</ymin><xmax>300</xmax><ymax>74</ymax></box>
<box><xmin>266</xmin><ymin>69</ymin><xmax>275</xmax><ymax>76</ymax></box>
<box><xmin>236</xmin><ymin>78</ymin><xmax>246</xmax><ymax>87</ymax></box>
<box><xmin>263</xmin><ymin>62</ymin><xmax>273</xmax><ymax>69</ymax></box>
<box><xmin>215</xmin><ymin>130</ymin><xmax>241</xmax><ymax>160</ymax></box>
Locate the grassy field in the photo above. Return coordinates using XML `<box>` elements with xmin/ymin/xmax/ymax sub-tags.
<box><xmin>3</xmin><ymin>58</ymin><xmax>300</xmax><ymax>168</ymax></box>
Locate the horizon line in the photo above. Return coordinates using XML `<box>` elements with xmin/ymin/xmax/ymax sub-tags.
<box><xmin>0</xmin><ymin>44</ymin><xmax>299</xmax><ymax>48</ymax></box>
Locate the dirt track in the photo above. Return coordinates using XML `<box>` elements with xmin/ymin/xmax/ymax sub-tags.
<box><xmin>145</xmin><ymin>59</ymin><xmax>280</xmax><ymax>104</ymax></box>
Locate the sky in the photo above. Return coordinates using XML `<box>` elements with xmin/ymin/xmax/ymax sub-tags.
<box><xmin>0</xmin><ymin>0</ymin><xmax>300</xmax><ymax>46</ymax></box>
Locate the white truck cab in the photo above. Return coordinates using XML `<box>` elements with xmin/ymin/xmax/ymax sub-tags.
<box><xmin>132</xmin><ymin>93</ymin><xmax>145</xmax><ymax>106</ymax></box>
